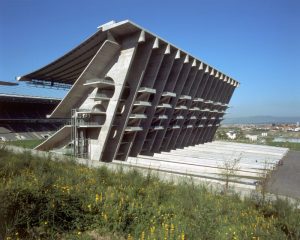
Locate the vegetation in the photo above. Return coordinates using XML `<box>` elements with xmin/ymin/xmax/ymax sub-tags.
<box><xmin>265</xmin><ymin>141</ymin><xmax>300</xmax><ymax>151</ymax></box>
<box><xmin>215</xmin><ymin>128</ymin><xmax>300</xmax><ymax>151</ymax></box>
<box><xmin>1</xmin><ymin>146</ymin><xmax>300</xmax><ymax>239</ymax></box>
<box><xmin>215</xmin><ymin>130</ymin><xmax>228</xmax><ymax>140</ymax></box>
<box><xmin>218</xmin><ymin>155</ymin><xmax>241</xmax><ymax>194</ymax></box>
<box><xmin>7</xmin><ymin>139</ymin><xmax>43</xmax><ymax>149</ymax></box>
<box><xmin>257</xmin><ymin>160</ymin><xmax>273</xmax><ymax>203</ymax></box>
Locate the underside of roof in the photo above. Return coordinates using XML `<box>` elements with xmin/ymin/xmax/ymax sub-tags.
<box><xmin>17</xmin><ymin>31</ymin><xmax>108</xmax><ymax>85</ymax></box>
<box><xmin>17</xmin><ymin>20</ymin><xmax>239</xmax><ymax>86</ymax></box>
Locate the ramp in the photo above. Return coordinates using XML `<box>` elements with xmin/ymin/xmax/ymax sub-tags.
<box><xmin>35</xmin><ymin>125</ymin><xmax>71</xmax><ymax>151</ymax></box>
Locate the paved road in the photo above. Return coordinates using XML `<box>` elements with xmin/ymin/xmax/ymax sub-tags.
<box><xmin>267</xmin><ymin>150</ymin><xmax>300</xmax><ymax>199</ymax></box>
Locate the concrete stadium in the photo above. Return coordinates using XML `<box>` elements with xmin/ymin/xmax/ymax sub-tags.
<box><xmin>17</xmin><ymin>20</ymin><xmax>239</xmax><ymax>162</ymax></box>
<box><xmin>0</xmin><ymin>20</ymin><xmax>293</xmax><ymax>194</ymax></box>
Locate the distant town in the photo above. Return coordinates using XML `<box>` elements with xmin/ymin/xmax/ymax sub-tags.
<box><xmin>216</xmin><ymin>121</ymin><xmax>300</xmax><ymax>151</ymax></box>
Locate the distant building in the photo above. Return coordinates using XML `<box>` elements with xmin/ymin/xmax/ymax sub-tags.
<box><xmin>226</xmin><ymin>131</ymin><xmax>237</xmax><ymax>140</ymax></box>
<box><xmin>245</xmin><ymin>134</ymin><xmax>258</xmax><ymax>141</ymax></box>
<box><xmin>261</xmin><ymin>132</ymin><xmax>268</xmax><ymax>137</ymax></box>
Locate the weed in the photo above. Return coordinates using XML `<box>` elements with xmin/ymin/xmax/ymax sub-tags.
<box><xmin>0</xmin><ymin>148</ymin><xmax>299</xmax><ymax>239</ymax></box>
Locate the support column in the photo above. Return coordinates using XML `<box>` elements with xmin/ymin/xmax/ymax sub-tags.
<box><xmin>129</xmin><ymin>43</ymin><xmax>170</xmax><ymax>156</ymax></box>
<box><xmin>101</xmin><ymin>34</ymin><xmax>155</xmax><ymax>161</ymax></box>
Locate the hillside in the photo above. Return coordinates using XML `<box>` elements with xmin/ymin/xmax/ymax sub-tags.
<box><xmin>223</xmin><ymin>116</ymin><xmax>300</xmax><ymax>125</ymax></box>
<box><xmin>0</xmin><ymin>146</ymin><xmax>299</xmax><ymax>239</ymax></box>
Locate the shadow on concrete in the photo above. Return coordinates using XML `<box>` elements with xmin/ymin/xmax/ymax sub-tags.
<box><xmin>267</xmin><ymin>150</ymin><xmax>300</xmax><ymax>199</ymax></box>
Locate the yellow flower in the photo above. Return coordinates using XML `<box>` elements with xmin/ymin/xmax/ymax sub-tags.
<box><xmin>141</xmin><ymin>231</ymin><xmax>145</xmax><ymax>240</ymax></box>
<box><xmin>181</xmin><ymin>231</ymin><xmax>185</xmax><ymax>240</ymax></box>
<box><xmin>170</xmin><ymin>223</ymin><xmax>175</xmax><ymax>234</ymax></box>
<box><xmin>78</xmin><ymin>231</ymin><xmax>81</xmax><ymax>235</ymax></box>
<box><xmin>150</xmin><ymin>226</ymin><xmax>155</xmax><ymax>235</ymax></box>
<box><xmin>44</xmin><ymin>221</ymin><xmax>48</xmax><ymax>225</ymax></box>
<box><xmin>87</xmin><ymin>204</ymin><xmax>92</xmax><ymax>211</ymax></box>
<box><xmin>127</xmin><ymin>233</ymin><xmax>133</xmax><ymax>240</ymax></box>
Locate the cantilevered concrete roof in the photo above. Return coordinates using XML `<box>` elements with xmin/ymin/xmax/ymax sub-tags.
<box><xmin>17</xmin><ymin>20</ymin><xmax>239</xmax><ymax>87</ymax></box>
<box><xmin>24</xmin><ymin>20</ymin><xmax>240</xmax><ymax>163</ymax></box>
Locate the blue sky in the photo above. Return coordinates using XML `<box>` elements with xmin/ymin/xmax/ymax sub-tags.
<box><xmin>0</xmin><ymin>0</ymin><xmax>299</xmax><ymax>117</ymax></box>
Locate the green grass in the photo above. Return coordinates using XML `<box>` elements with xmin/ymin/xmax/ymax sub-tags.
<box><xmin>0</xmin><ymin>146</ymin><xmax>300</xmax><ymax>240</ymax></box>
<box><xmin>7</xmin><ymin>139</ymin><xmax>44</xmax><ymax>149</ymax></box>
<box><xmin>265</xmin><ymin>141</ymin><xmax>300</xmax><ymax>151</ymax></box>
<box><xmin>218</xmin><ymin>139</ymin><xmax>300</xmax><ymax>151</ymax></box>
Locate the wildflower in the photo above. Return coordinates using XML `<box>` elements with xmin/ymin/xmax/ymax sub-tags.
<box><xmin>44</xmin><ymin>221</ymin><xmax>48</xmax><ymax>225</ymax></box>
<box><xmin>101</xmin><ymin>212</ymin><xmax>108</xmax><ymax>221</ymax></box>
<box><xmin>181</xmin><ymin>231</ymin><xmax>185</xmax><ymax>240</ymax></box>
<box><xmin>141</xmin><ymin>231</ymin><xmax>145</xmax><ymax>240</ymax></box>
<box><xmin>150</xmin><ymin>226</ymin><xmax>155</xmax><ymax>235</ymax></box>
<box><xmin>78</xmin><ymin>231</ymin><xmax>81</xmax><ymax>235</ymax></box>
<box><xmin>164</xmin><ymin>223</ymin><xmax>169</xmax><ymax>230</ymax></box>
<box><xmin>170</xmin><ymin>223</ymin><xmax>175</xmax><ymax>234</ymax></box>
<box><xmin>127</xmin><ymin>233</ymin><xmax>133</xmax><ymax>240</ymax></box>
<box><xmin>87</xmin><ymin>204</ymin><xmax>92</xmax><ymax>211</ymax></box>
<box><xmin>119</xmin><ymin>199</ymin><xmax>123</xmax><ymax>207</ymax></box>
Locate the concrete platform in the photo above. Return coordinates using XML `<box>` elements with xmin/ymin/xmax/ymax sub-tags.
<box><xmin>115</xmin><ymin>141</ymin><xmax>289</xmax><ymax>190</ymax></box>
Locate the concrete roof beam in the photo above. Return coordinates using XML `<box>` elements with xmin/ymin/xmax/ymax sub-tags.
<box><xmin>153</xmin><ymin>38</ymin><xmax>160</xmax><ymax>49</ymax></box>
<box><xmin>138</xmin><ymin>30</ymin><xmax>146</xmax><ymax>43</ymax></box>
<box><xmin>184</xmin><ymin>55</ymin><xmax>190</xmax><ymax>63</ymax></box>
<box><xmin>164</xmin><ymin>44</ymin><xmax>171</xmax><ymax>55</ymax></box>
<box><xmin>175</xmin><ymin>50</ymin><xmax>181</xmax><ymax>59</ymax></box>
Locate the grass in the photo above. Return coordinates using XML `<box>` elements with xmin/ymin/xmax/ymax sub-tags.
<box><xmin>0</xmin><ymin>146</ymin><xmax>300</xmax><ymax>240</ymax></box>
<box><xmin>220</xmin><ymin>139</ymin><xmax>300</xmax><ymax>151</ymax></box>
<box><xmin>265</xmin><ymin>141</ymin><xmax>300</xmax><ymax>151</ymax></box>
<box><xmin>7</xmin><ymin>139</ymin><xmax>44</xmax><ymax>149</ymax></box>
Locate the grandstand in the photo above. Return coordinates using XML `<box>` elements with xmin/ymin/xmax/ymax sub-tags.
<box><xmin>0</xmin><ymin>93</ymin><xmax>63</xmax><ymax>141</ymax></box>
<box><xmin>17</xmin><ymin>20</ymin><xmax>239</xmax><ymax>161</ymax></box>
<box><xmin>2</xmin><ymin>22</ymin><xmax>288</xmax><ymax>191</ymax></box>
